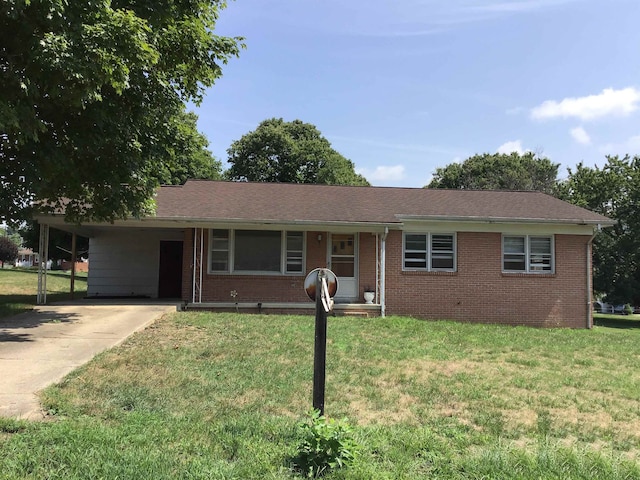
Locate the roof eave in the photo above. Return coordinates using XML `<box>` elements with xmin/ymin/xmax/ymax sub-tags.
<box><xmin>396</xmin><ymin>214</ymin><xmax>615</xmax><ymax>227</ymax></box>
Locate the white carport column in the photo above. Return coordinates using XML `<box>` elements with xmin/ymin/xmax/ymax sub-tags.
<box><xmin>192</xmin><ymin>227</ymin><xmax>204</xmax><ymax>304</ymax></box>
<box><xmin>380</xmin><ymin>227</ymin><xmax>388</xmax><ymax>317</ymax></box>
<box><xmin>36</xmin><ymin>223</ymin><xmax>50</xmax><ymax>304</ymax></box>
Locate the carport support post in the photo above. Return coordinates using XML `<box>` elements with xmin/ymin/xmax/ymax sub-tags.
<box><xmin>313</xmin><ymin>269</ymin><xmax>328</xmax><ymax>416</ymax></box>
<box><xmin>70</xmin><ymin>233</ymin><xmax>77</xmax><ymax>299</ymax></box>
<box><xmin>37</xmin><ymin>224</ymin><xmax>49</xmax><ymax>305</ymax></box>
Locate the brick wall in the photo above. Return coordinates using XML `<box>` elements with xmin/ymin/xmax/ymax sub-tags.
<box><xmin>180</xmin><ymin>228</ymin><xmax>591</xmax><ymax>328</ymax></box>
<box><xmin>384</xmin><ymin>231</ymin><xmax>590</xmax><ymax>328</ymax></box>
<box><xmin>182</xmin><ymin>229</ymin><xmax>331</xmax><ymax>303</ymax></box>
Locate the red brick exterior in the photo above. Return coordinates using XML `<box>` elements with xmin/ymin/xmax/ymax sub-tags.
<box><xmin>181</xmin><ymin>228</ymin><xmax>592</xmax><ymax>328</ymax></box>
<box><xmin>182</xmin><ymin>229</ymin><xmax>331</xmax><ymax>303</ymax></box>
<box><xmin>384</xmin><ymin>231</ymin><xmax>590</xmax><ymax>328</ymax></box>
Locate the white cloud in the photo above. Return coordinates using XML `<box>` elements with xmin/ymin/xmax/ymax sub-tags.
<box><xmin>600</xmin><ymin>134</ymin><xmax>640</xmax><ymax>154</ymax></box>
<box><xmin>531</xmin><ymin>87</ymin><xmax>640</xmax><ymax>121</ymax></box>
<box><xmin>357</xmin><ymin>165</ymin><xmax>405</xmax><ymax>183</ymax></box>
<box><xmin>570</xmin><ymin>126</ymin><xmax>591</xmax><ymax>145</ymax></box>
<box><xmin>496</xmin><ymin>140</ymin><xmax>524</xmax><ymax>155</ymax></box>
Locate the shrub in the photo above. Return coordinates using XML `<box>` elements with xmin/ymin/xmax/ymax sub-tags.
<box><xmin>292</xmin><ymin>409</ymin><xmax>359</xmax><ymax>478</ymax></box>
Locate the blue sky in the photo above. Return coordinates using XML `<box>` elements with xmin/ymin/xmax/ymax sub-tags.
<box><xmin>194</xmin><ymin>0</ymin><xmax>640</xmax><ymax>187</ymax></box>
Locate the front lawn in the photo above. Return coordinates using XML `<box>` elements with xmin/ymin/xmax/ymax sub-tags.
<box><xmin>1</xmin><ymin>312</ymin><xmax>639</xmax><ymax>479</ymax></box>
<box><xmin>0</xmin><ymin>268</ymin><xmax>87</xmax><ymax>319</ymax></box>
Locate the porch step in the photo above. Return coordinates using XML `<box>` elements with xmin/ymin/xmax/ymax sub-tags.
<box><xmin>336</xmin><ymin>310</ymin><xmax>371</xmax><ymax>318</ymax></box>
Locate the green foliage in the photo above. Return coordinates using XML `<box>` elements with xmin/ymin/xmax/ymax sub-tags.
<box><xmin>226</xmin><ymin>118</ymin><xmax>370</xmax><ymax>186</ymax></box>
<box><xmin>0</xmin><ymin>225</ymin><xmax>22</xmax><ymax>247</ymax></box>
<box><xmin>292</xmin><ymin>409</ymin><xmax>359</xmax><ymax>478</ymax></box>
<box><xmin>427</xmin><ymin>152</ymin><xmax>559</xmax><ymax>193</ymax></box>
<box><xmin>0</xmin><ymin>236</ymin><xmax>19</xmax><ymax>266</ymax></box>
<box><xmin>1</xmin><ymin>0</ymin><xmax>242</xmax><ymax>223</ymax></box>
<box><xmin>558</xmin><ymin>155</ymin><xmax>640</xmax><ymax>304</ymax></box>
<box><xmin>151</xmin><ymin>109</ymin><xmax>223</xmax><ymax>185</ymax></box>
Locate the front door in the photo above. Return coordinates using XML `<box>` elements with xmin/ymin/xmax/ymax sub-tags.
<box><xmin>158</xmin><ymin>240</ymin><xmax>183</xmax><ymax>298</ymax></box>
<box><xmin>329</xmin><ymin>233</ymin><xmax>358</xmax><ymax>302</ymax></box>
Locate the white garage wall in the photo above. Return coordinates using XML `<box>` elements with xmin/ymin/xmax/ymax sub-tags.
<box><xmin>87</xmin><ymin>229</ymin><xmax>183</xmax><ymax>298</ymax></box>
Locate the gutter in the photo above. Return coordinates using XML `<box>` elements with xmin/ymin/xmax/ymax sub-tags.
<box><xmin>396</xmin><ymin>214</ymin><xmax>615</xmax><ymax>226</ymax></box>
<box><xmin>34</xmin><ymin>214</ymin><xmax>399</xmax><ymax>231</ymax></box>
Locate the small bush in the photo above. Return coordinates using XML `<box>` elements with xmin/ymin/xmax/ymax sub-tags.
<box><xmin>292</xmin><ymin>409</ymin><xmax>359</xmax><ymax>478</ymax></box>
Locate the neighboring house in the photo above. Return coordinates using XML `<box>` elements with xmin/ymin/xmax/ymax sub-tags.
<box><xmin>36</xmin><ymin>180</ymin><xmax>613</xmax><ymax>328</ymax></box>
<box><xmin>16</xmin><ymin>248</ymin><xmax>38</xmax><ymax>267</ymax></box>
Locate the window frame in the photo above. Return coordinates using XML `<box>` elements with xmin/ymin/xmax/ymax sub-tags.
<box><xmin>208</xmin><ymin>229</ymin><xmax>306</xmax><ymax>275</ymax></box>
<box><xmin>502</xmin><ymin>234</ymin><xmax>554</xmax><ymax>274</ymax></box>
<box><xmin>402</xmin><ymin>232</ymin><xmax>457</xmax><ymax>272</ymax></box>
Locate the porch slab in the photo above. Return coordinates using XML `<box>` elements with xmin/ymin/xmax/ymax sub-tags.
<box><xmin>183</xmin><ymin>302</ymin><xmax>381</xmax><ymax>317</ymax></box>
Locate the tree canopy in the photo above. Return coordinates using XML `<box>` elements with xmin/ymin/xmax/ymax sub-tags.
<box><xmin>1</xmin><ymin>0</ymin><xmax>241</xmax><ymax>223</ymax></box>
<box><xmin>153</xmin><ymin>109</ymin><xmax>223</xmax><ymax>186</ymax></box>
<box><xmin>427</xmin><ymin>152</ymin><xmax>560</xmax><ymax>194</ymax></box>
<box><xmin>557</xmin><ymin>155</ymin><xmax>640</xmax><ymax>304</ymax></box>
<box><xmin>225</xmin><ymin>118</ymin><xmax>370</xmax><ymax>186</ymax></box>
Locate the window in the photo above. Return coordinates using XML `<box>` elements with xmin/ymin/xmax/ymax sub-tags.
<box><xmin>234</xmin><ymin>230</ymin><xmax>281</xmax><ymax>272</ymax></box>
<box><xmin>210</xmin><ymin>229</ymin><xmax>229</xmax><ymax>271</ymax></box>
<box><xmin>210</xmin><ymin>229</ymin><xmax>305</xmax><ymax>274</ymax></box>
<box><xmin>286</xmin><ymin>232</ymin><xmax>304</xmax><ymax>273</ymax></box>
<box><xmin>403</xmin><ymin>233</ymin><xmax>456</xmax><ymax>271</ymax></box>
<box><xmin>503</xmin><ymin>235</ymin><xmax>553</xmax><ymax>273</ymax></box>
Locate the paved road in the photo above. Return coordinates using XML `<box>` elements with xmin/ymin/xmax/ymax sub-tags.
<box><xmin>0</xmin><ymin>301</ymin><xmax>178</xmax><ymax>420</ymax></box>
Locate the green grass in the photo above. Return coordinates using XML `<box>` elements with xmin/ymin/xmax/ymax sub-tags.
<box><xmin>0</xmin><ymin>268</ymin><xmax>87</xmax><ymax>319</ymax></box>
<box><xmin>1</xmin><ymin>312</ymin><xmax>639</xmax><ymax>479</ymax></box>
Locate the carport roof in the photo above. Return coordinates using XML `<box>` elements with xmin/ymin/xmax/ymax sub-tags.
<box><xmin>153</xmin><ymin>180</ymin><xmax>613</xmax><ymax>226</ymax></box>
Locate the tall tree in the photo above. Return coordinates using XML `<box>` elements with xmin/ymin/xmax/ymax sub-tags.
<box><xmin>427</xmin><ymin>152</ymin><xmax>560</xmax><ymax>193</ymax></box>
<box><xmin>558</xmin><ymin>155</ymin><xmax>640</xmax><ymax>304</ymax></box>
<box><xmin>1</xmin><ymin>0</ymin><xmax>242</xmax><ymax>223</ymax></box>
<box><xmin>225</xmin><ymin>118</ymin><xmax>370</xmax><ymax>186</ymax></box>
<box><xmin>154</xmin><ymin>108</ymin><xmax>223</xmax><ymax>186</ymax></box>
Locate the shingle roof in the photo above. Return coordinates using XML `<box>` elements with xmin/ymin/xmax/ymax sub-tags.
<box><xmin>154</xmin><ymin>180</ymin><xmax>612</xmax><ymax>226</ymax></box>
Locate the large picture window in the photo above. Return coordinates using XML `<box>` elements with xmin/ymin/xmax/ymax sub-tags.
<box><xmin>210</xmin><ymin>229</ymin><xmax>304</xmax><ymax>274</ymax></box>
<box><xmin>503</xmin><ymin>235</ymin><xmax>553</xmax><ymax>273</ymax></box>
<box><xmin>403</xmin><ymin>233</ymin><xmax>456</xmax><ymax>271</ymax></box>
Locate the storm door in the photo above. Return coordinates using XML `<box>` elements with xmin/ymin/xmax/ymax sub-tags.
<box><xmin>329</xmin><ymin>234</ymin><xmax>358</xmax><ymax>302</ymax></box>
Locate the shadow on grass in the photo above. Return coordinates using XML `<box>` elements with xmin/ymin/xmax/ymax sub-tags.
<box><xmin>0</xmin><ymin>292</ymin><xmax>83</xmax><ymax>316</ymax></box>
<box><xmin>594</xmin><ymin>315</ymin><xmax>640</xmax><ymax>329</ymax></box>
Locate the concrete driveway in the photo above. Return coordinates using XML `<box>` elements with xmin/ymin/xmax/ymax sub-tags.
<box><xmin>0</xmin><ymin>300</ymin><xmax>178</xmax><ymax>420</ymax></box>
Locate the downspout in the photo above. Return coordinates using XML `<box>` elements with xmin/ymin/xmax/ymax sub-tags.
<box><xmin>380</xmin><ymin>227</ymin><xmax>388</xmax><ymax>317</ymax></box>
<box><xmin>375</xmin><ymin>233</ymin><xmax>379</xmax><ymax>303</ymax></box>
<box><xmin>199</xmin><ymin>227</ymin><xmax>204</xmax><ymax>303</ymax></box>
<box><xmin>192</xmin><ymin>228</ymin><xmax>197</xmax><ymax>304</ymax></box>
<box><xmin>586</xmin><ymin>224</ymin><xmax>601</xmax><ymax>329</ymax></box>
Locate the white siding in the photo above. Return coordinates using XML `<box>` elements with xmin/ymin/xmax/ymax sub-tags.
<box><xmin>88</xmin><ymin>229</ymin><xmax>183</xmax><ymax>298</ymax></box>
